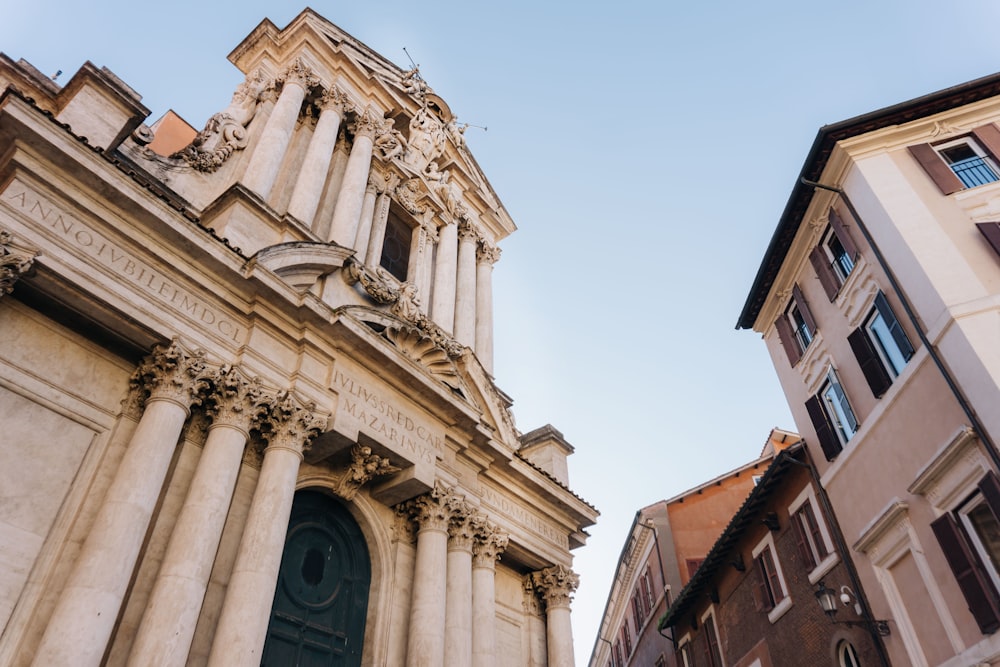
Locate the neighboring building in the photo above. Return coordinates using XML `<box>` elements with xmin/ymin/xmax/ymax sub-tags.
<box><xmin>739</xmin><ymin>72</ymin><xmax>1000</xmax><ymax>665</ymax></box>
<box><xmin>658</xmin><ymin>444</ymin><xmax>887</xmax><ymax>667</ymax></box>
<box><xmin>0</xmin><ymin>9</ymin><xmax>597</xmax><ymax>667</ymax></box>
<box><xmin>589</xmin><ymin>429</ymin><xmax>796</xmax><ymax>667</ymax></box>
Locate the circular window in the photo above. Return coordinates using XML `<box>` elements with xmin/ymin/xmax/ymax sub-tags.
<box><xmin>838</xmin><ymin>640</ymin><xmax>860</xmax><ymax>667</ymax></box>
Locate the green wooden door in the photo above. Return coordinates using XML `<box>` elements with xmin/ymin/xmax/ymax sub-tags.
<box><xmin>261</xmin><ymin>490</ymin><xmax>370</xmax><ymax>666</ymax></box>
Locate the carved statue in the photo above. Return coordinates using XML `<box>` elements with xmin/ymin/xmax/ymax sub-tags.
<box><xmin>375</xmin><ymin>125</ymin><xmax>406</xmax><ymax>161</ymax></box>
<box><xmin>401</xmin><ymin>67</ymin><xmax>431</xmax><ymax>99</ymax></box>
<box><xmin>335</xmin><ymin>445</ymin><xmax>400</xmax><ymax>500</ymax></box>
<box><xmin>446</xmin><ymin>117</ymin><xmax>468</xmax><ymax>149</ymax></box>
<box><xmin>392</xmin><ymin>282</ymin><xmax>423</xmax><ymax>323</ymax></box>
<box><xmin>404</xmin><ymin>107</ymin><xmax>446</xmax><ymax>170</ymax></box>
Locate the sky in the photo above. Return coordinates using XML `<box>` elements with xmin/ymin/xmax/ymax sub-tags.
<box><xmin>5</xmin><ymin>0</ymin><xmax>1000</xmax><ymax>662</ymax></box>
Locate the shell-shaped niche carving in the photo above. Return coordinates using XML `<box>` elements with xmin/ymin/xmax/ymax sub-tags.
<box><xmin>385</xmin><ymin>325</ymin><xmax>459</xmax><ymax>383</ymax></box>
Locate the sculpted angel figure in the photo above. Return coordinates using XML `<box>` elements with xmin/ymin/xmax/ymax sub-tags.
<box><xmin>375</xmin><ymin>126</ymin><xmax>406</xmax><ymax>161</ymax></box>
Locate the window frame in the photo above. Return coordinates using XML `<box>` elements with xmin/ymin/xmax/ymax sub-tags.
<box><xmin>752</xmin><ymin>533</ymin><xmax>792</xmax><ymax>622</ymax></box>
<box><xmin>700</xmin><ymin>608</ymin><xmax>724</xmax><ymax>667</ymax></box>
<box><xmin>935</xmin><ymin>136</ymin><xmax>1000</xmax><ymax>189</ymax></box>
<box><xmin>849</xmin><ymin>291</ymin><xmax>915</xmax><ymax>398</ymax></box>
<box><xmin>805</xmin><ymin>368</ymin><xmax>859</xmax><ymax>462</ymax></box>
<box><xmin>908</xmin><ymin>123</ymin><xmax>1000</xmax><ymax>195</ymax></box>
<box><xmin>810</xmin><ymin>208</ymin><xmax>860</xmax><ymax>301</ymax></box>
<box><xmin>788</xmin><ymin>486</ymin><xmax>838</xmax><ymax>582</ymax></box>
<box><xmin>774</xmin><ymin>284</ymin><xmax>817</xmax><ymax>366</ymax></box>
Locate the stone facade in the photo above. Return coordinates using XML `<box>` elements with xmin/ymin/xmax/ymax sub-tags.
<box><xmin>739</xmin><ymin>71</ymin><xmax>1000</xmax><ymax>665</ymax></box>
<box><xmin>0</xmin><ymin>9</ymin><xmax>597</xmax><ymax>667</ymax></box>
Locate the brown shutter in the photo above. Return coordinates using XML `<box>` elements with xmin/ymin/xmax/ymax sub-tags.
<box><xmin>972</xmin><ymin>124</ymin><xmax>1000</xmax><ymax>164</ymax></box>
<box><xmin>979</xmin><ymin>471</ymin><xmax>1000</xmax><ymax>520</ymax></box>
<box><xmin>774</xmin><ymin>314</ymin><xmax>801</xmax><ymax>366</ymax></box>
<box><xmin>792</xmin><ymin>284</ymin><xmax>817</xmax><ymax>335</ymax></box>
<box><xmin>792</xmin><ymin>509</ymin><xmax>817</xmax><ymax>569</ymax></box>
<box><xmin>908</xmin><ymin>143</ymin><xmax>964</xmax><ymax>195</ymax></box>
<box><xmin>931</xmin><ymin>512</ymin><xmax>1000</xmax><ymax>634</ymax></box>
<box><xmin>805</xmin><ymin>394</ymin><xmax>842</xmax><ymax>461</ymax></box>
<box><xmin>848</xmin><ymin>327</ymin><xmax>892</xmax><ymax>398</ymax></box>
<box><xmin>751</xmin><ymin>559</ymin><xmax>773</xmax><ymax>612</ymax></box>
<box><xmin>977</xmin><ymin>222</ymin><xmax>1000</xmax><ymax>259</ymax></box>
<box><xmin>829</xmin><ymin>208</ymin><xmax>859</xmax><ymax>261</ymax></box>
<box><xmin>810</xmin><ymin>246</ymin><xmax>840</xmax><ymax>300</ymax></box>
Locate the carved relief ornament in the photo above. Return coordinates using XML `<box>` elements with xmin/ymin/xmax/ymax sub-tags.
<box><xmin>352</xmin><ymin>106</ymin><xmax>386</xmax><ymax>140</ymax></box>
<box><xmin>472</xmin><ymin>517</ymin><xmax>509</xmax><ymax>567</ymax></box>
<box><xmin>207</xmin><ymin>365</ymin><xmax>274</xmax><ymax>435</ymax></box>
<box><xmin>335</xmin><ymin>444</ymin><xmax>400</xmax><ymax>501</ymax></box>
<box><xmin>0</xmin><ymin>229</ymin><xmax>37</xmax><ymax>297</ymax></box>
<box><xmin>130</xmin><ymin>340</ymin><xmax>213</xmax><ymax>411</ymax></box>
<box><xmin>530</xmin><ymin>565</ymin><xmax>580</xmax><ymax>609</ymax></box>
<box><xmin>477</xmin><ymin>241</ymin><xmax>501</xmax><ymax>265</ymax></box>
<box><xmin>261</xmin><ymin>391</ymin><xmax>328</xmax><ymax>456</ymax></box>
<box><xmin>279</xmin><ymin>57</ymin><xmax>320</xmax><ymax>91</ymax></box>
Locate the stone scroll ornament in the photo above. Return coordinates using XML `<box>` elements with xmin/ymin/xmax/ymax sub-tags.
<box><xmin>173</xmin><ymin>69</ymin><xmax>271</xmax><ymax>172</ymax></box>
<box><xmin>335</xmin><ymin>444</ymin><xmax>400</xmax><ymax>500</ymax></box>
<box><xmin>0</xmin><ymin>229</ymin><xmax>37</xmax><ymax>298</ymax></box>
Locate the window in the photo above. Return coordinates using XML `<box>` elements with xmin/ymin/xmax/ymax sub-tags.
<box><xmin>379</xmin><ymin>209</ymin><xmax>412</xmax><ymax>281</ymax></box>
<box><xmin>621</xmin><ymin>622</ymin><xmax>633</xmax><ymax>657</ymax></box>
<box><xmin>641</xmin><ymin>567</ymin><xmax>655</xmax><ymax>611</ymax></box>
<box><xmin>752</xmin><ymin>533</ymin><xmax>791</xmax><ymax>622</ymax></box>
<box><xmin>701</xmin><ymin>611</ymin><xmax>723</xmax><ymax>667</ymax></box>
<box><xmin>848</xmin><ymin>291</ymin><xmax>915</xmax><ymax>398</ymax></box>
<box><xmin>931</xmin><ymin>470</ymin><xmax>1000</xmax><ymax>635</ymax></box>
<box><xmin>838</xmin><ymin>641</ymin><xmax>861</xmax><ymax>667</ymax></box>
<box><xmin>613</xmin><ymin>641</ymin><xmax>623</xmax><ymax>667</ymax></box>
<box><xmin>791</xmin><ymin>496</ymin><xmax>834</xmax><ymax>577</ymax></box>
<box><xmin>810</xmin><ymin>208</ymin><xmax>859</xmax><ymax>300</ymax></box>
<box><xmin>755</xmin><ymin>545</ymin><xmax>786</xmax><ymax>609</ymax></box>
<box><xmin>631</xmin><ymin>592</ymin><xmax>644</xmax><ymax>633</ymax></box>
<box><xmin>908</xmin><ymin>123</ymin><xmax>1000</xmax><ymax>194</ymax></box>
<box><xmin>676</xmin><ymin>640</ymin><xmax>693</xmax><ymax>667</ymax></box>
<box><xmin>805</xmin><ymin>369</ymin><xmax>859</xmax><ymax>461</ymax></box>
<box><xmin>774</xmin><ymin>284</ymin><xmax>817</xmax><ymax>366</ymax></box>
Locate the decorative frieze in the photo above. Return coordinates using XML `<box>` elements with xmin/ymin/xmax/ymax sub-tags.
<box><xmin>335</xmin><ymin>444</ymin><xmax>400</xmax><ymax>500</ymax></box>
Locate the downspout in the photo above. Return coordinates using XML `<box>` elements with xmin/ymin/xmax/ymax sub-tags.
<box><xmin>801</xmin><ymin>178</ymin><xmax>1000</xmax><ymax>473</ymax></box>
<box><xmin>787</xmin><ymin>446</ymin><xmax>892</xmax><ymax>667</ymax></box>
<box><xmin>638</xmin><ymin>518</ymin><xmax>676</xmax><ymax>647</ymax></box>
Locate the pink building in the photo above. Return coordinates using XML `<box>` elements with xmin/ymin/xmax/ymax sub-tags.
<box><xmin>739</xmin><ymin>72</ymin><xmax>1000</xmax><ymax>665</ymax></box>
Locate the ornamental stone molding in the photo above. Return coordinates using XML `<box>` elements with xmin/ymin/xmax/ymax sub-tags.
<box><xmin>529</xmin><ymin>565</ymin><xmax>579</xmax><ymax>609</ymax></box>
<box><xmin>335</xmin><ymin>444</ymin><xmax>400</xmax><ymax>500</ymax></box>
<box><xmin>403</xmin><ymin>483</ymin><xmax>460</xmax><ymax>533</ymax></box>
<box><xmin>476</xmin><ymin>241</ymin><xmax>501</xmax><ymax>265</ymax></box>
<box><xmin>260</xmin><ymin>390</ymin><xmax>328</xmax><ymax>457</ymax></box>
<box><xmin>351</xmin><ymin>106</ymin><xmax>385</xmax><ymax>140</ymax></box>
<box><xmin>129</xmin><ymin>340</ymin><xmax>213</xmax><ymax>411</ymax></box>
<box><xmin>343</xmin><ymin>259</ymin><xmax>401</xmax><ymax>305</ymax></box>
<box><xmin>0</xmin><ymin>229</ymin><xmax>37</xmax><ymax>298</ymax></box>
<box><xmin>206</xmin><ymin>365</ymin><xmax>273</xmax><ymax>435</ymax></box>
<box><xmin>278</xmin><ymin>57</ymin><xmax>320</xmax><ymax>91</ymax></box>
<box><xmin>447</xmin><ymin>507</ymin><xmax>475</xmax><ymax>552</ymax></box>
<box><xmin>471</xmin><ymin>517</ymin><xmax>509</xmax><ymax>567</ymax></box>
<box><xmin>317</xmin><ymin>84</ymin><xmax>352</xmax><ymax>115</ymax></box>
<box><xmin>172</xmin><ymin>70</ymin><xmax>270</xmax><ymax>172</ymax></box>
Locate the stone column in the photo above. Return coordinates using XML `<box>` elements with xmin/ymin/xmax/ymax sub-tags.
<box><xmin>127</xmin><ymin>366</ymin><xmax>272</xmax><ymax>667</ymax></box>
<box><xmin>444</xmin><ymin>501</ymin><xmax>474</xmax><ymax>667</ymax></box>
<box><xmin>475</xmin><ymin>242</ymin><xmax>500</xmax><ymax>375</ymax></box>
<box><xmin>286</xmin><ymin>86</ymin><xmax>349</xmax><ymax>227</ymax></box>
<box><xmin>531</xmin><ymin>565</ymin><xmax>579</xmax><ymax>667</ymax></box>
<box><xmin>315</xmin><ymin>131</ymin><xmax>350</xmax><ymax>240</ymax></box>
<box><xmin>430</xmin><ymin>220</ymin><xmax>458</xmax><ymax>333</ymax></box>
<box><xmin>329</xmin><ymin>106</ymin><xmax>383</xmax><ymax>248</ymax></box>
<box><xmin>206</xmin><ymin>393</ymin><xmax>326</xmax><ymax>667</ymax></box>
<box><xmin>0</xmin><ymin>229</ymin><xmax>36</xmax><ymax>298</ymax></box>
<box><xmin>353</xmin><ymin>174</ymin><xmax>380</xmax><ymax>257</ymax></box>
<box><xmin>523</xmin><ymin>580</ymin><xmax>547</xmax><ymax>667</ymax></box>
<box><xmin>31</xmin><ymin>341</ymin><xmax>212</xmax><ymax>667</ymax></box>
<box><xmin>407</xmin><ymin>219</ymin><xmax>436</xmax><ymax>314</ymax></box>
<box><xmin>241</xmin><ymin>58</ymin><xmax>317</xmax><ymax>200</ymax></box>
<box><xmin>454</xmin><ymin>220</ymin><xmax>478</xmax><ymax>348</ymax></box>
<box><xmin>364</xmin><ymin>177</ymin><xmax>396</xmax><ymax>268</ymax></box>
<box><xmin>471</xmin><ymin>519</ymin><xmax>509</xmax><ymax>667</ymax></box>
<box><xmin>405</xmin><ymin>484</ymin><xmax>455</xmax><ymax>667</ymax></box>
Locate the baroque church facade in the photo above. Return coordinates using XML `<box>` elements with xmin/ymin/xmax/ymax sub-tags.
<box><xmin>0</xmin><ymin>9</ymin><xmax>597</xmax><ymax>667</ymax></box>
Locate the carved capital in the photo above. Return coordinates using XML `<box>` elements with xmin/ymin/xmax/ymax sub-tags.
<box><xmin>335</xmin><ymin>444</ymin><xmax>400</xmax><ymax>500</ymax></box>
<box><xmin>472</xmin><ymin>516</ymin><xmax>509</xmax><ymax>567</ymax></box>
<box><xmin>406</xmin><ymin>483</ymin><xmax>460</xmax><ymax>533</ymax></box>
<box><xmin>279</xmin><ymin>57</ymin><xmax>319</xmax><ymax>90</ymax></box>
<box><xmin>261</xmin><ymin>391</ymin><xmax>327</xmax><ymax>456</ymax></box>
<box><xmin>476</xmin><ymin>241</ymin><xmax>500</xmax><ymax>265</ymax></box>
<box><xmin>458</xmin><ymin>219</ymin><xmax>479</xmax><ymax>242</ymax></box>
<box><xmin>0</xmin><ymin>229</ymin><xmax>37</xmax><ymax>297</ymax></box>
<box><xmin>352</xmin><ymin>106</ymin><xmax>385</xmax><ymax>140</ymax></box>
<box><xmin>530</xmin><ymin>565</ymin><xmax>579</xmax><ymax>609</ymax></box>
<box><xmin>447</xmin><ymin>500</ymin><xmax>475</xmax><ymax>551</ymax></box>
<box><xmin>207</xmin><ymin>365</ymin><xmax>273</xmax><ymax>435</ymax></box>
<box><xmin>130</xmin><ymin>340</ymin><xmax>212</xmax><ymax>411</ymax></box>
<box><xmin>317</xmin><ymin>85</ymin><xmax>351</xmax><ymax>115</ymax></box>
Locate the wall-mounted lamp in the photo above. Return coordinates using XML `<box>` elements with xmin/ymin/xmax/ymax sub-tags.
<box><xmin>815</xmin><ymin>581</ymin><xmax>891</xmax><ymax>636</ymax></box>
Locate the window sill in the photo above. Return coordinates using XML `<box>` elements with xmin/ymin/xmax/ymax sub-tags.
<box><xmin>807</xmin><ymin>553</ymin><xmax>840</xmax><ymax>585</ymax></box>
<box><xmin>767</xmin><ymin>596</ymin><xmax>793</xmax><ymax>624</ymax></box>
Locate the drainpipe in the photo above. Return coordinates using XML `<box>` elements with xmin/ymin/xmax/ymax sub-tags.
<box><xmin>638</xmin><ymin>518</ymin><xmax>676</xmax><ymax>647</ymax></box>
<box><xmin>801</xmin><ymin>178</ymin><xmax>1000</xmax><ymax>472</ymax></box>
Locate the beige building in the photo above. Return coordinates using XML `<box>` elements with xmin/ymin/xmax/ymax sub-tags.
<box><xmin>739</xmin><ymin>72</ymin><xmax>1000</xmax><ymax>665</ymax></box>
<box><xmin>0</xmin><ymin>9</ymin><xmax>597</xmax><ymax>667</ymax></box>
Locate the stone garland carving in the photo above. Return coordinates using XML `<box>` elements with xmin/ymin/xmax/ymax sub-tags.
<box><xmin>129</xmin><ymin>339</ymin><xmax>213</xmax><ymax>410</ymax></box>
<box><xmin>529</xmin><ymin>565</ymin><xmax>580</xmax><ymax>610</ymax></box>
<box><xmin>260</xmin><ymin>390</ymin><xmax>328</xmax><ymax>456</ymax></box>
<box><xmin>173</xmin><ymin>69</ymin><xmax>272</xmax><ymax>172</ymax></box>
<box><xmin>0</xmin><ymin>229</ymin><xmax>37</xmax><ymax>298</ymax></box>
<box><xmin>471</xmin><ymin>516</ymin><xmax>509</xmax><ymax>567</ymax></box>
<box><xmin>344</xmin><ymin>260</ymin><xmax>401</xmax><ymax>305</ymax></box>
<box><xmin>334</xmin><ymin>444</ymin><xmax>400</xmax><ymax>500</ymax></box>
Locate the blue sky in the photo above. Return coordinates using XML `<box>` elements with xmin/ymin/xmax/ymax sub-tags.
<box><xmin>6</xmin><ymin>0</ymin><xmax>1000</xmax><ymax>661</ymax></box>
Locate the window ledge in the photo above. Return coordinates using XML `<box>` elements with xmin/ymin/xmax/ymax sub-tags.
<box><xmin>807</xmin><ymin>553</ymin><xmax>840</xmax><ymax>585</ymax></box>
<box><xmin>767</xmin><ymin>596</ymin><xmax>793</xmax><ymax>624</ymax></box>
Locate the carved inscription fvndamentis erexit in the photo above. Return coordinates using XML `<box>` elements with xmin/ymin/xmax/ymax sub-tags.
<box><xmin>1</xmin><ymin>180</ymin><xmax>245</xmax><ymax>342</ymax></box>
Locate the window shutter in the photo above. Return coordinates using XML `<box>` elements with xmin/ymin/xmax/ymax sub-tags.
<box><xmin>792</xmin><ymin>284</ymin><xmax>817</xmax><ymax>335</ymax></box>
<box><xmin>972</xmin><ymin>124</ymin><xmax>1000</xmax><ymax>164</ymax></box>
<box><xmin>792</xmin><ymin>510</ymin><xmax>817</xmax><ymax>569</ymax></box>
<box><xmin>829</xmin><ymin>208</ymin><xmax>859</xmax><ymax>261</ymax></box>
<box><xmin>874</xmin><ymin>292</ymin><xmax>915</xmax><ymax>362</ymax></box>
<box><xmin>810</xmin><ymin>246</ymin><xmax>840</xmax><ymax>300</ymax></box>
<box><xmin>848</xmin><ymin>327</ymin><xmax>892</xmax><ymax>397</ymax></box>
<box><xmin>978</xmin><ymin>471</ymin><xmax>1000</xmax><ymax>521</ymax></box>
<box><xmin>931</xmin><ymin>512</ymin><xmax>1000</xmax><ymax>634</ymax></box>
<box><xmin>976</xmin><ymin>222</ymin><xmax>1000</xmax><ymax>258</ymax></box>
<box><xmin>805</xmin><ymin>394</ymin><xmax>842</xmax><ymax>461</ymax></box>
<box><xmin>774</xmin><ymin>314</ymin><xmax>801</xmax><ymax>366</ymax></box>
<box><xmin>908</xmin><ymin>143</ymin><xmax>964</xmax><ymax>195</ymax></box>
<box><xmin>751</xmin><ymin>560</ymin><xmax>773</xmax><ymax>612</ymax></box>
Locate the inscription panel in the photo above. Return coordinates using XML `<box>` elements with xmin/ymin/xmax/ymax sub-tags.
<box><xmin>480</xmin><ymin>483</ymin><xmax>569</xmax><ymax>550</ymax></box>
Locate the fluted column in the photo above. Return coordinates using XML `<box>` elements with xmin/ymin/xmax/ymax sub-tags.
<box><xmin>315</xmin><ymin>131</ymin><xmax>350</xmax><ymax>240</ymax></box>
<box><xmin>405</xmin><ymin>484</ymin><xmax>455</xmax><ymax>667</ymax></box>
<box><xmin>0</xmin><ymin>229</ymin><xmax>36</xmax><ymax>298</ymax></box>
<box><xmin>329</xmin><ymin>106</ymin><xmax>383</xmax><ymax>248</ymax></box>
<box><xmin>475</xmin><ymin>242</ymin><xmax>500</xmax><ymax>374</ymax></box>
<box><xmin>408</xmin><ymin>220</ymin><xmax>436</xmax><ymax>314</ymax></box>
<box><xmin>206</xmin><ymin>393</ymin><xmax>326</xmax><ymax>667</ymax></box>
<box><xmin>430</xmin><ymin>220</ymin><xmax>458</xmax><ymax>333</ymax></box>
<box><xmin>127</xmin><ymin>366</ymin><xmax>272</xmax><ymax>667</ymax></box>
<box><xmin>242</xmin><ymin>59</ymin><xmax>317</xmax><ymax>199</ymax></box>
<box><xmin>287</xmin><ymin>86</ymin><xmax>349</xmax><ymax>227</ymax></box>
<box><xmin>444</xmin><ymin>501</ymin><xmax>474</xmax><ymax>667</ymax></box>
<box><xmin>353</xmin><ymin>175</ymin><xmax>380</xmax><ymax>256</ymax></box>
<box><xmin>31</xmin><ymin>341</ymin><xmax>211</xmax><ymax>667</ymax></box>
<box><xmin>531</xmin><ymin>566</ymin><xmax>579</xmax><ymax>667</ymax></box>
<box><xmin>471</xmin><ymin>519</ymin><xmax>509</xmax><ymax>667</ymax></box>
<box><xmin>454</xmin><ymin>220</ymin><xmax>478</xmax><ymax>347</ymax></box>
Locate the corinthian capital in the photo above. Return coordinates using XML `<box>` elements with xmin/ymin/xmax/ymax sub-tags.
<box><xmin>352</xmin><ymin>106</ymin><xmax>386</xmax><ymax>140</ymax></box>
<box><xmin>447</xmin><ymin>501</ymin><xmax>475</xmax><ymax>551</ymax></box>
<box><xmin>207</xmin><ymin>365</ymin><xmax>273</xmax><ymax>435</ymax></box>
<box><xmin>279</xmin><ymin>56</ymin><xmax>319</xmax><ymax>90</ymax></box>
<box><xmin>406</xmin><ymin>483</ymin><xmax>460</xmax><ymax>533</ymax></box>
<box><xmin>318</xmin><ymin>84</ymin><xmax>352</xmax><ymax>115</ymax></box>
<box><xmin>457</xmin><ymin>219</ymin><xmax>479</xmax><ymax>242</ymax></box>
<box><xmin>0</xmin><ymin>229</ymin><xmax>37</xmax><ymax>298</ymax></box>
<box><xmin>476</xmin><ymin>241</ymin><xmax>501</xmax><ymax>265</ymax></box>
<box><xmin>130</xmin><ymin>340</ymin><xmax>212</xmax><ymax>410</ymax></box>
<box><xmin>472</xmin><ymin>517</ymin><xmax>509</xmax><ymax>567</ymax></box>
<box><xmin>261</xmin><ymin>391</ymin><xmax>328</xmax><ymax>456</ymax></box>
<box><xmin>530</xmin><ymin>565</ymin><xmax>579</xmax><ymax>609</ymax></box>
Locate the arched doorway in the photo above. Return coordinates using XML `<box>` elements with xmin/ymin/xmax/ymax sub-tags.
<box><xmin>261</xmin><ymin>490</ymin><xmax>371</xmax><ymax>666</ymax></box>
